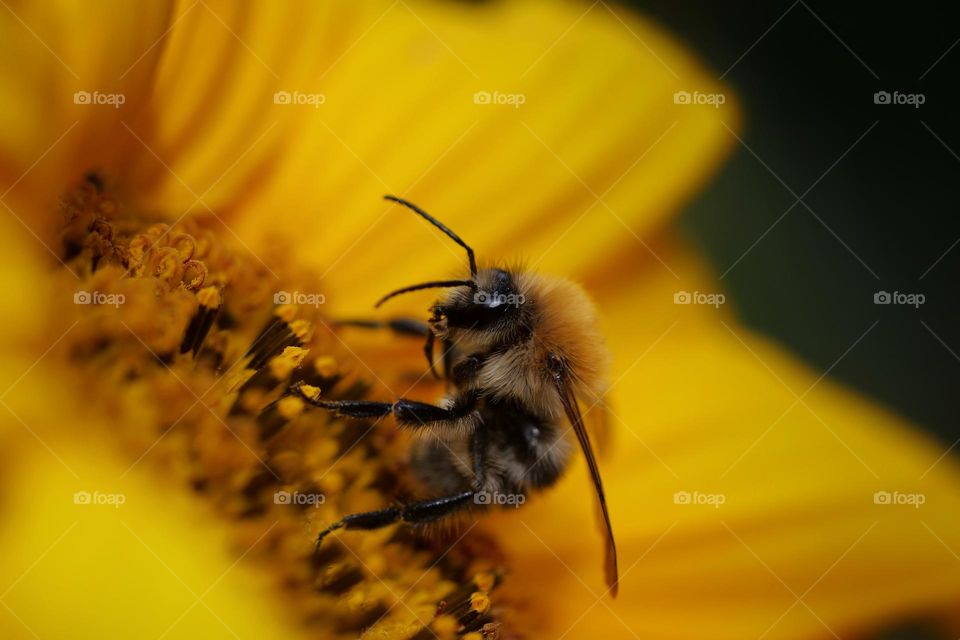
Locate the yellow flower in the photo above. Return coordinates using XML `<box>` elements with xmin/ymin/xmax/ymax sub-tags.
<box><xmin>2</xmin><ymin>1</ymin><xmax>959</xmax><ymax>639</ymax></box>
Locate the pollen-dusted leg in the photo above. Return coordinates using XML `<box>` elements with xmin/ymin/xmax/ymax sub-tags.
<box><xmin>292</xmin><ymin>382</ymin><xmax>476</xmax><ymax>427</ymax></box>
<box><xmin>315</xmin><ymin>490</ymin><xmax>477</xmax><ymax>549</ymax></box>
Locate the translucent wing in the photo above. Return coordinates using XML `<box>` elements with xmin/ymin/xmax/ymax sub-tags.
<box><xmin>583</xmin><ymin>390</ymin><xmax>612</xmax><ymax>453</ymax></box>
<box><xmin>548</xmin><ymin>354</ymin><xmax>619</xmax><ymax>596</ymax></box>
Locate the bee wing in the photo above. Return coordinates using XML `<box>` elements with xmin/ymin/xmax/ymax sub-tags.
<box><xmin>583</xmin><ymin>393</ymin><xmax>612</xmax><ymax>453</ymax></box>
<box><xmin>549</xmin><ymin>356</ymin><xmax>619</xmax><ymax>597</ymax></box>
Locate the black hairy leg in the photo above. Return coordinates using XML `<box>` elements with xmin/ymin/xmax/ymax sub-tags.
<box><xmin>335</xmin><ymin>317</ymin><xmax>430</xmax><ymax>337</ymax></box>
<box><xmin>292</xmin><ymin>382</ymin><xmax>476</xmax><ymax>428</ymax></box>
<box><xmin>315</xmin><ymin>490</ymin><xmax>476</xmax><ymax>549</ymax></box>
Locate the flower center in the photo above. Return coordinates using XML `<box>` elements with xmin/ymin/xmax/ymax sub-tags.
<box><xmin>57</xmin><ymin>173</ymin><xmax>504</xmax><ymax>639</ymax></box>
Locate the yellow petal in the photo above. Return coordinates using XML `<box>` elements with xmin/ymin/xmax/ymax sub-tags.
<box><xmin>0</xmin><ymin>0</ymin><xmax>175</xmax><ymax>241</ymax></box>
<box><xmin>492</xmin><ymin>238</ymin><xmax>960</xmax><ymax>639</ymax></box>
<box><xmin>99</xmin><ymin>0</ymin><xmax>735</xmax><ymax>317</ymax></box>
<box><xmin>0</xmin><ymin>436</ymin><xmax>306</xmax><ymax>639</ymax></box>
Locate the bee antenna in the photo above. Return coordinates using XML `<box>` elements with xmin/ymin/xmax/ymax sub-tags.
<box><xmin>383</xmin><ymin>195</ymin><xmax>478</xmax><ymax>277</ymax></box>
<box><xmin>375</xmin><ymin>280</ymin><xmax>477</xmax><ymax>308</ymax></box>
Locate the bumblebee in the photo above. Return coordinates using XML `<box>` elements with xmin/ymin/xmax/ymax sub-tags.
<box><xmin>295</xmin><ymin>196</ymin><xmax>618</xmax><ymax>594</ymax></box>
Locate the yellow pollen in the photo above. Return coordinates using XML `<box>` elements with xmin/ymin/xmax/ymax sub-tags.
<box><xmin>432</xmin><ymin>615</ymin><xmax>459</xmax><ymax>638</ymax></box>
<box><xmin>473</xmin><ymin>572</ymin><xmax>495</xmax><ymax>593</ymax></box>
<box><xmin>268</xmin><ymin>346</ymin><xmax>309</xmax><ymax>379</ymax></box>
<box><xmin>297</xmin><ymin>383</ymin><xmax>322</xmax><ymax>402</ymax></box>
<box><xmin>152</xmin><ymin>246</ymin><xmax>184</xmax><ymax>285</ymax></box>
<box><xmin>275</xmin><ymin>304</ymin><xmax>298</xmax><ymax>323</ymax></box>
<box><xmin>171</xmin><ymin>232</ymin><xmax>196</xmax><ymax>261</ymax></box>
<box><xmin>276</xmin><ymin>395</ymin><xmax>305</xmax><ymax>420</ymax></box>
<box><xmin>469</xmin><ymin>591</ymin><xmax>491</xmax><ymax>614</ymax></box>
<box><xmin>313</xmin><ymin>355</ymin><xmax>338</xmax><ymax>377</ymax></box>
<box><xmin>290</xmin><ymin>318</ymin><xmax>314</xmax><ymax>342</ymax></box>
<box><xmin>196</xmin><ymin>285</ymin><xmax>221</xmax><ymax>309</ymax></box>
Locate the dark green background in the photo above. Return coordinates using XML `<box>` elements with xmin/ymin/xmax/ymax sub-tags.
<box><xmin>630</xmin><ymin>1</ymin><xmax>958</xmax><ymax>446</ymax></box>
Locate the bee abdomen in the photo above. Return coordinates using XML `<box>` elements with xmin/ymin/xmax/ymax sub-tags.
<box><xmin>479</xmin><ymin>397</ymin><xmax>570</xmax><ymax>492</ymax></box>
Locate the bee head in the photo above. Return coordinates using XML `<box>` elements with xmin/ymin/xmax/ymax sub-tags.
<box><xmin>374</xmin><ymin>197</ymin><xmax>529</xmax><ymax>342</ymax></box>
<box><xmin>429</xmin><ymin>268</ymin><xmax>529</xmax><ymax>343</ymax></box>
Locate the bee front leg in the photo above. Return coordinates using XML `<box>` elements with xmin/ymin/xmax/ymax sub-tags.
<box><xmin>292</xmin><ymin>383</ymin><xmax>476</xmax><ymax>428</ymax></box>
<box><xmin>336</xmin><ymin>317</ymin><xmax>429</xmax><ymax>337</ymax></box>
<box><xmin>315</xmin><ymin>490</ymin><xmax>477</xmax><ymax>549</ymax></box>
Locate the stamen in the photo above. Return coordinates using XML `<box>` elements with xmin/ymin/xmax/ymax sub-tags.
<box><xmin>179</xmin><ymin>285</ymin><xmax>221</xmax><ymax>356</ymax></box>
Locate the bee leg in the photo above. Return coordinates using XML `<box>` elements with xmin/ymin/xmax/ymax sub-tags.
<box><xmin>316</xmin><ymin>490</ymin><xmax>476</xmax><ymax>549</ymax></box>
<box><xmin>426</xmin><ymin>332</ymin><xmax>459</xmax><ymax>382</ymax></box>
<box><xmin>305</xmin><ymin>398</ymin><xmax>395</xmax><ymax>419</ymax></box>
<box><xmin>293</xmin><ymin>384</ymin><xmax>476</xmax><ymax>427</ymax></box>
<box><xmin>423</xmin><ymin>332</ymin><xmax>461</xmax><ymax>381</ymax></box>
<box><xmin>335</xmin><ymin>317</ymin><xmax>430</xmax><ymax>337</ymax></box>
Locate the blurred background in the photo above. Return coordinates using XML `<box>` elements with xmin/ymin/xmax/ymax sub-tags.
<box><xmin>618</xmin><ymin>1</ymin><xmax>959</xmax><ymax>445</ymax></box>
